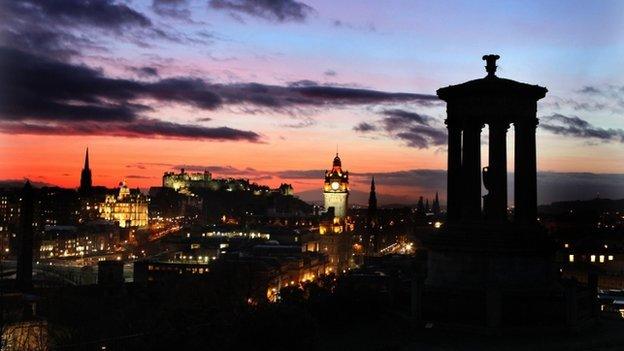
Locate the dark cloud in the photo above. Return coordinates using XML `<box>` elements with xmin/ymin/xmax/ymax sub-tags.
<box><xmin>23</xmin><ymin>0</ymin><xmax>150</xmax><ymax>28</ymax></box>
<box><xmin>0</xmin><ymin>0</ymin><xmax>159</xmax><ymax>58</ymax></box>
<box><xmin>127</xmin><ymin>162</ymin><xmax>174</xmax><ymax>169</ymax></box>
<box><xmin>209</xmin><ymin>0</ymin><xmax>314</xmax><ymax>22</ymax></box>
<box><xmin>196</xmin><ymin>117</ymin><xmax>213</xmax><ymax>122</ymax></box>
<box><xmin>0</xmin><ymin>119</ymin><xmax>261</xmax><ymax>142</ymax></box>
<box><xmin>1</xmin><ymin>48</ymin><xmax>437</xmax><ymax>120</ymax></box>
<box><xmin>578</xmin><ymin>86</ymin><xmax>602</xmax><ymax>94</ymax></box>
<box><xmin>130</xmin><ymin>66</ymin><xmax>159</xmax><ymax>78</ymax></box>
<box><xmin>356</xmin><ymin>170</ymin><xmax>446</xmax><ymax>188</ymax></box>
<box><xmin>125</xmin><ymin>175</ymin><xmax>155</xmax><ymax>179</ymax></box>
<box><xmin>544</xmin><ymin>85</ymin><xmax>624</xmax><ymax>114</ymax></box>
<box><xmin>381</xmin><ymin>109</ymin><xmax>433</xmax><ymax>128</ymax></box>
<box><xmin>396</xmin><ymin>125</ymin><xmax>447</xmax><ymax>148</ymax></box>
<box><xmin>541</xmin><ymin>114</ymin><xmax>624</xmax><ymax>143</ymax></box>
<box><xmin>172</xmin><ymin>165</ymin><xmax>260</xmax><ymax>176</ymax></box>
<box><xmin>0</xmin><ymin>48</ymin><xmax>438</xmax><ymax>140</ymax></box>
<box><xmin>275</xmin><ymin>170</ymin><xmax>325</xmax><ymax>179</ymax></box>
<box><xmin>324</xmin><ymin>69</ymin><xmax>337</xmax><ymax>77</ymax></box>
<box><xmin>0</xmin><ymin>47</ymin><xmax>220</xmax><ymax>122</ymax></box>
<box><xmin>332</xmin><ymin>19</ymin><xmax>377</xmax><ymax>32</ymax></box>
<box><xmin>354</xmin><ymin>109</ymin><xmax>447</xmax><ymax>149</ymax></box>
<box><xmin>203</xmin><ymin>82</ymin><xmax>438</xmax><ymax>113</ymax></box>
<box><xmin>292</xmin><ymin>86</ymin><xmax>436</xmax><ymax>105</ymax></box>
<box><xmin>542</xmin><ymin>96</ymin><xmax>608</xmax><ymax>112</ymax></box>
<box><xmin>353</xmin><ymin>122</ymin><xmax>377</xmax><ymax>132</ymax></box>
<box><xmin>152</xmin><ymin>0</ymin><xmax>191</xmax><ymax>19</ymax></box>
<box><xmin>281</xmin><ymin>117</ymin><xmax>316</xmax><ymax>128</ymax></box>
<box><xmin>250</xmin><ymin>175</ymin><xmax>274</xmax><ymax>181</ymax></box>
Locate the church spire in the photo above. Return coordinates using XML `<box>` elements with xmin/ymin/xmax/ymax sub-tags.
<box><xmin>366</xmin><ymin>176</ymin><xmax>378</xmax><ymax>254</ymax></box>
<box><xmin>84</xmin><ymin>147</ymin><xmax>90</xmax><ymax>170</ymax></box>
<box><xmin>368</xmin><ymin>176</ymin><xmax>377</xmax><ymax>209</ymax></box>
<box><xmin>432</xmin><ymin>191</ymin><xmax>441</xmax><ymax>215</ymax></box>
<box><xmin>79</xmin><ymin>147</ymin><xmax>92</xmax><ymax>194</ymax></box>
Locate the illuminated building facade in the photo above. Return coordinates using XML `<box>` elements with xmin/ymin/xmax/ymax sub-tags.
<box><xmin>163</xmin><ymin>169</ymin><xmax>296</xmax><ymax>197</ymax></box>
<box><xmin>319</xmin><ymin>154</ymin><xmax>352</xmax><ymax>272</ymax></box>
<box><xmin>322</xmin><ymin>154</ymin><xmax>349</xmax><ymax>219</ymax></box>
<box><xmin>99</xmin><ymin>180</ymin><xmax>148</xmax><ymax>228</ymax></box>
<box><xmin>162</xmin><ymin>168</ymin><xmax>213</xmax><ymax>193</ymax></box>
<box><xmin>39</xmin><ymin>223</ymin><xmax>120</xmax><ymax>258</ymax></box>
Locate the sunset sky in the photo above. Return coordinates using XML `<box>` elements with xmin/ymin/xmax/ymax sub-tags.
<box><xmin>1</xmin><ymin>0</ymin><xmax>623</xmax><ymax>204</ymax></box>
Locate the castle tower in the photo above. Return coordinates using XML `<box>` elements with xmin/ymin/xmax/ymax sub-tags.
<box><xmin>79</xmin><ymin>148</ymin><xmax>92</xmax><ymax>193</ymax></box>
<box><xmin>323</xmin><ymin>153</ymin><xmax>349</xmax><ymax>219</ymax></box>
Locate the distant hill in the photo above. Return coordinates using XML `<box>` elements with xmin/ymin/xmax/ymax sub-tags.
<box><xmin>296</xmin><ymin>188</ymin><xmax>416</xmax><ymax>207</ymax></box>
<box><xmin>538</xmin><ymin>198</ymin><xmax>624</xmax><ymax>215</ymax></box>
<box><xmin>0</xmin><ymin>179</ymin><xmax>57</xmax><ymax>188</ymax></box>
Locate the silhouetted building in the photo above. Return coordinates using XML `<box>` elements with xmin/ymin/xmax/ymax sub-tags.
<box><xmin>363</xmin><ymin>177</ymin><xmax>378</xmax><ymax>254</ymax></box>
<box><xmin>431</xmin><ymin>191</ymin><xmax>440</xmax><ymax>215</ymax></box>
<box><xmin>16</xmin><ymin>181</ymin><xmax>34</xmax><ymax>291</ymax></box>
<box><xmin>420</xmin><ymin>55</ymin><xmax>595</xmax><ymax>332</ymax></box>
<box><xmin>79</xmin><ymin>148</ymin><xmax>92</xmax><ymax>194</ymax></box>
<box><xmin>277</xmin><ymin>183</ymin><xmax>294</xmax><ymax>196</ymax></box>
<box><xmin>416</xmin><ymin>196</ymin><xmax>425</xmax><ymax>214</ymax></box>
<box><xmin>97</xmin><ymin>260</ymin><xmax>124</xmax><ymax>286</ymax></box>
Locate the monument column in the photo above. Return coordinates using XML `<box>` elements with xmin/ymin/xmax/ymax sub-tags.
<box><xmin>487</xmin><ymin>122</ymin><xmax>509</xmax><ymax>222</ymax></box>
<box><xmin>446</xmin><ymin>118</ymin><xmax>462</xmax><ymax>224</ymax></box>
<box><xmin>461</xmin><ymin>121</ymin><xmax>482</xmax><ymax>222</ymax></box>
<box><xmin>514</xmin><ymin>118</ymin><xmax>538</xmax><ymax>225</ymax></box>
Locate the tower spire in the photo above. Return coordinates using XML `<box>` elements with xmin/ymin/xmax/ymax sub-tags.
<box><xmin>84</xmin><ymin>147</ymin><xmax>90</xmax><ymax>170</ymax></box>
<box><xmin>366</xmin><ymin>176</ymin><xmax>378</xmax><ymax>254</ymax></box>
<box><xmin>432</xmin><ymin>190</ymin><xmax>440</xmax><ymax>215</ymax></box>
<box><xmin>79</xmin><ymin>147</ymin><xmax>93</xmax><ymax>193</ymax></box>
<box><xmin>368</xmin><ymin>176</ymin><xmax>377</xmax><ymax>206</ymax></box>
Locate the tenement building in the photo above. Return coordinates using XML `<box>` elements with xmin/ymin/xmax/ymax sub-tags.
<box><xmin>417</xmin><ymin>55</ymin><xmax>596</xmax><ymax>332</ymax></box>
<box><xmin>99</xmin><ymin>180</ymin><xmax>148</xmax><ymax>228</ymax></box>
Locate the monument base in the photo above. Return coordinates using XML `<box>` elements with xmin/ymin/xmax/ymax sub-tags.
<box><xmin>418</xmin><ymin>223</ymin><xmax>597</xmax><ymax>333</ymax></box>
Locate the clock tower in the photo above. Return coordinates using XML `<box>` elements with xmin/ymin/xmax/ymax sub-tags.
<box><xmin>323</xmin><ymin>153</ymin><xmax>349</xmax><ymax>219</ymax></box>
<box><xmin>320</xmin><ymin>153</ymin><xmax>352</xmax><ymax>272</ymax></box>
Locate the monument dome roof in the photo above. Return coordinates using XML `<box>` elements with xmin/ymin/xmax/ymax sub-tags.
<box><xmin>437</xmin><ymin>55</ymin><xmax>547</xmax><ymax>101</ymax></box>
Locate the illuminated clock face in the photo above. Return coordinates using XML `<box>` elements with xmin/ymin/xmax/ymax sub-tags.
<box><xmin>331</xmin><ymin>181</ymin><xmax>340</xmax><ymax>190</ymax></box>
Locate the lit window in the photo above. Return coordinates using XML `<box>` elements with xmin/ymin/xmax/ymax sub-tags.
<box><xmin>590</xmin><ymin>255</ymin><xmax>596</xmax><ymax>262</ymax></box>
<box><xmin>568</xmin><ymin>255</ymin><xmax>574</xmax><ymax>263</ymax></box>
<box><xmin>609</xmin><ymin>255</ymin><xmax>614</xmax><ymax>261</ymax></box>
<box><xmin>600</xmin><ymin>255</ymin><xmax>605</xmax><ymax>263</ymax></box>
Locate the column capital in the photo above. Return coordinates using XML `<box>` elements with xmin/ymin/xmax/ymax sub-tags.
<box><xmin>445</xmin><ymin>118</ymin><xmax>462</xmax><ymax>129</ymax></box>
<box><xmin>514</xmin><ymin>118</ymin><xmax>539</xmax><ymax>129</ymax></box>
<box><xmin>489</xmin><ymin>121</ymin><xmax>510</xmax><ymax>132</ymax></box>
<box><xmin>462</xmin><ymin>119</ymin><xmax>484</xmax><ymax>131</ymax></box>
